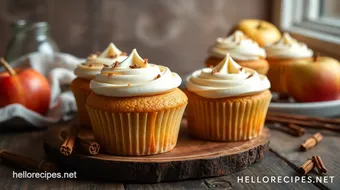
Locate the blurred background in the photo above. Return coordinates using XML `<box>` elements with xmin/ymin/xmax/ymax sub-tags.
<box><xmin>0</xmin><ymin>0</ymin><xmax>272</xmax><ymax>75</ymax></box>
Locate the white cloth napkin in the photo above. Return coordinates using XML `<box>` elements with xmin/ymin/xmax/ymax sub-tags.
<box><xmin>0</xmin><ymin>52</ymin><xmax>84</xmax><ymax>127</ymax></box>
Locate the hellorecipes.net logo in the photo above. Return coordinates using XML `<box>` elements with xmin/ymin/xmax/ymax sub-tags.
<box><xmin>13</xmin><ymin>171</ymin><xmax>77</xmax><ymax>180</ymax></box>
<box><xmin>237</xmin><ymin>175</ymin><xmax>335</xmax><ymax>184</ymax></box>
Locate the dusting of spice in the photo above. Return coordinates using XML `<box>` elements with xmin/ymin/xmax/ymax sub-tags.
<box><xmin>144</xmin><ymin>59</ymin><xmax>148</xmax><ymax>64</ymax></box>
<box><xmin>129</xmin><ymin>64</ymin><xmax>141</xmax><ymax>69</ymax></box>
<box><xmin>239</xmin><ymin>67</ymin><xmax>243</xmax><ymax>71</ymax></box>
<box><xmin>156</xmin><ymin>74</ymin><xmax>161</xmax><ymax>79</ymax></box>
<box><xmin>113</xmin><ymin>61</ymin><xmax>120</xmax><ymax>68</ymax></box>
<box><xmin>247</xmin><ymin>74</ymin><xmax>253</xmax><ymax>79</ymax></box>
<box><xmin>108</xmin><ymin>54</ymin><xmax>118</xmax><ymax>59</ymax></box>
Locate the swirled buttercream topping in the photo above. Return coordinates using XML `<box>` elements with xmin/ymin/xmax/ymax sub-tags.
<box><xmin>90</xmin><ymin>49</ymin><xmax>182</xmax><ymax>97</ymax></box>
<box><xmin>74</xmin><ymin>43</ymin><xmax>127</xmax><ymax>80</ymax></box>
<box><xmin>266</xmin><ymin>33</ymin><xmax>313</xmax><ymax>59</ymax></box>
<box><xmin>208</xmin><ymin>30</ymin><xmax>266</xmax><ymax>60</ymax></box>
<box><xmin>186</xmin><ymin>54</ymin><xmax>270</xmax><ymax>98</ymax></box>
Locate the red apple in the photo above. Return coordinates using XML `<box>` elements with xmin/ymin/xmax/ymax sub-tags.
<box><xmin>286</xmin><ymin>56</ymin><xmax>340</xmax><ymax>102</ymax></box>
<box><xmin>0</xmin><ymin>58</ymin><xmax>51</xmax><ymax>115</ymax></box>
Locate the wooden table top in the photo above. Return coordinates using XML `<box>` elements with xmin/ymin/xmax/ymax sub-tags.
<box><xmin>0</xmin><ymin>120</ymin><xmax>338</xmax><ymax>189</ymax></box>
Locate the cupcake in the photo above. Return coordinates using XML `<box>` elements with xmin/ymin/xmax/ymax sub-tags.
<box><xmin>186</xmin><ymin>54</ymin><xmax>271</xmax><ymax>141</ymax></box>
<box><xmin>71</xmin><ymin>43</ymin><xmax>127</xmax><ymax>128</ymax></box>
<box><xmin>205</xmin><ymin>30</ymin><xmax>269</xmax><ymax>75</ymax></box>
<box><xmin>266</xmin><ymin>33</ymin><xmax>313</xmax><ymax>93</ymax></box>
<box><xmin>86</xmin><ymin>49</ymin><xmax>187</xmax><ymax>156</ymax></box>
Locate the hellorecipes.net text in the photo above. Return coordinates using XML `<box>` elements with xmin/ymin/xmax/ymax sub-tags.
<box><xmin>13</xmin><ymin>171</ymin><xmax>77</xmax><ymax>180</ymax></box>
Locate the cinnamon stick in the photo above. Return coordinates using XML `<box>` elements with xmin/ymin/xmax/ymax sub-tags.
<box><xmin>287</xmin><ymin>123</ymin><xmax>305</xmax><ymax>137</ymax></box>
<box><xmin>0</xmin><ymin>150</ymin><xmax>57</xmax><ymax>172</ymax></box>
<box><xmin>60</xmin><ymin>127</ymin><xmax>79</xmax><ymax>156</ymax></box>
<box><xmin>268</xmin><ymin>112</ymin><xmax>340</xmax><ymax>126</ymax></box>
<box><xmin>76</xmin><ymin>138</ymin><xmax>100</xmax><ymax>156</ymax></box>
<box><xmin>300</xmin><ymin>132</ymin><xmax>323</xmax><ymax>151</ymax></box>
<box><xmin>266</xmin><ymin>115</ymin><xmax>340</xmax><ymax>132</ymax></box>
<box><xmin>297</xmin><ymin>159</ymin><xmax>314</xmax><ymax>175</ymax></box>
<box><xmin>312</xmin><ymin>156</ymin><xmax>327</xmax><ymax>174</ymax></box>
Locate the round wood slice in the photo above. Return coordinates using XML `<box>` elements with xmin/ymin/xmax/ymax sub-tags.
<box><xmin>43</xmin><ymin>122</ymin><xmax>270</xmax><ymax>183</ymax></box>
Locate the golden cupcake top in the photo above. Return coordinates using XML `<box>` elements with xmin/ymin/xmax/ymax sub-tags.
<box><xmin>266</xmin><ymin>33</ymin><xmax>313</xmax><ymax>59</ymax></box>
<box><xmin>90</xmin><ymin>49</ymin><xmax>182</xmax><ymax>97</ymax></box>
<box><xmin>186</xmin><ymin>54</ymin><xmax>270</xmax><ymax>98</ymax></box>
<box><xmin>74</xmin><ymin>43</ymin><xmax>128</xmax><ymax>80</ymax></box>
<box><xmin>208</xmin><ymin>30</ymin><xmax>266</xmax><ymax>61</ymax></box>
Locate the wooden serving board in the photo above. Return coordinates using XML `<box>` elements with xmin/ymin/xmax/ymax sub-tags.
<box><xmin>43</xmin><ymin>121</ymin><xmax>270</xmax><ymax>183</ymax></box>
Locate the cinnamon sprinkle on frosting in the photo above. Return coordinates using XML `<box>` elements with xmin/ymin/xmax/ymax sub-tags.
<box><xmin>156</xmin><ymin>74</ymin><xmax>161</xmax><ymax>79</ymax></box>
<box><xmin>113</xmin><ymin>61</ymin><xmax>120</xmax><ymax>68</ymax></box>
<box><xmin>144</xmin><ymin>59</ymin><xmax>148</xmax><ymax>64</ymax></box>
<box><xmin>129</xmin><ymin>64</ymin><xmax>141</xmax><ymax>69</ymax></box>
<box><xmin>108</xmin><ymin>54</ymin><xmax>117</xmax><ymax>58</ymax></box>
<box><xmin>247</xmin><ymin>74</ymin><xmax>253</xmax><ymax>79</ymax></box>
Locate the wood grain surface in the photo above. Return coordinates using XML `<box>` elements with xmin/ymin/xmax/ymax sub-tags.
<box><xmin>270</xmin><ymin>128</ymin><xmax>340</xmax><ymax>190</ymax></box>
<box><xmin>0</xmin><ymin>122</ymin><xmax>319</xmax><ymax>189</ymax></box>
<box><xmin>43</xmin><ymin>125</ymin><xmax>270</xmax><ymax>182</ymax></box>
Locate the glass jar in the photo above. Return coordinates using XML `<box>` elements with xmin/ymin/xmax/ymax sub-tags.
<box><xmin>4</xmin><ymin>21</ymin><xmax>59</xmax><ymax>63</ymax></box>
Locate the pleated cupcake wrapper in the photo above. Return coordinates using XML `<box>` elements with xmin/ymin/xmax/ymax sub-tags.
<box><xmin>72</xmin><ymin>88</ymin><xmax>92</xmax><ymax>128</ymax></box>
<box><xmin>187</xmin><ymin>95</ymin><xmax>271</xmax><ymax>141</ymax></box>
<box><xmin>267</xmin><ymin>63</ymin><xmax>290</xmax><ymax>93</ymax></box>
<box><xmin>86</xmin><ymin>104</ymin><xmax>187</xmax><ymax>156</ymax></box>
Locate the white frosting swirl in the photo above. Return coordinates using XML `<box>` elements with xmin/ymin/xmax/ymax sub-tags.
<box><xmin>90</xmin><ymin>49</ymin><xmax>182</xmax><ymax>97</ymax></box>
<box><xmin>186</xmin><ymin>54</ymin><xmax>270</xmax><ymax>98</ymax></box>
<box><xmin>266</xmin><ymin>33</ymin><xmax>313</xmax><ymax>59</ymax></box>
<box><xmin>208</xmin><ymin>30</ymin><xmax>266</xmax><ymax>60</ymax></box>
<box><xmin>74</xmin><ymin>43</ymin><xmax>128</xmax><ymax>80</ymax></box>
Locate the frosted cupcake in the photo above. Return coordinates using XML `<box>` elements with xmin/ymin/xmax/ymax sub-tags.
<box><xmin>186</xmin><ymin>54</ymin><xmax>271</xmax><ymax>141</ymax></box>
<box><xmin>71</xmin><ymin>43</ymin><xmax>127</xmax><ymax>128</ymax></box>
<box><xmin>205</xmin><ymin>30</ymin><xmax>269</xmax><ymax>75</ymax></box>
<box><xmin>266</xmin><ymin>33</ymin><xmax>313</xmax><ymax>93</ymax></box>
<box><xmin>86</xmin><ymin>49</ymin><xmax>187</xmax><ymax>156</ymax></box>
